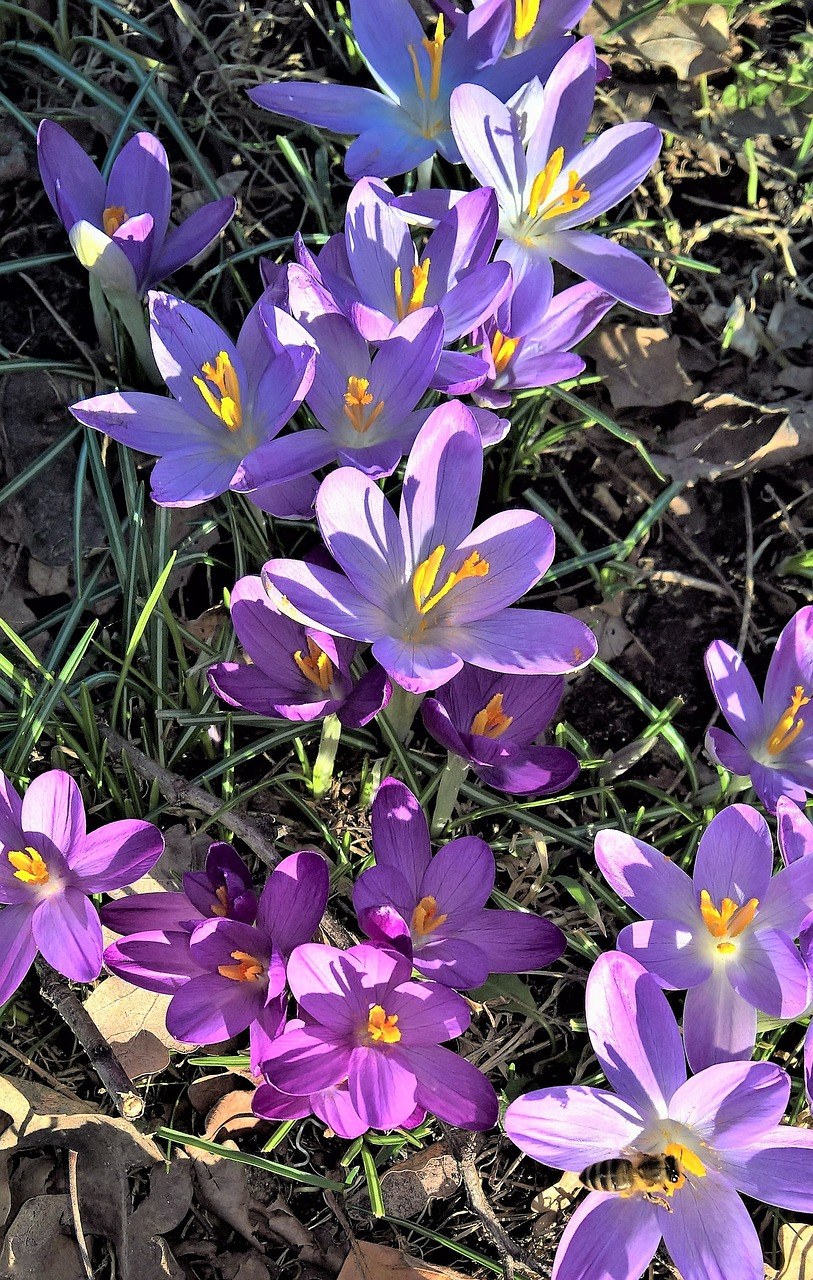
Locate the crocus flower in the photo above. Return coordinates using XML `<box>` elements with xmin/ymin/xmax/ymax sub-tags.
<box><xmin>595</xmin><ymin>803</ymin><xmax>813</xmax><ymax>1072</ymax></box>
<box><xmin>422</xmin><ymin>666</ymin><xmax>579</xmax><ymax>793</ymax></box>
<box><xmin>505</xmin><ymin>951</ymin><xmax>813</xmax><ymax>1280</ymax></box>
<box><xmin>37</xmin><ymin>120</ymin><xmax>235</xmax><ymax>297</ymax></box>
<box><xmin>263</xmin><ymin>400</ymin><xmax>597</xmax><ymax>694</ymax></box>
<box><xmin>70</xmin><ymin>292</ymin><xmax>317</xmax><ymax>511</ymax></box>
<box><xmin>353</xmin><ymin>777</ymin><xmax>565</xmax><ymax>986</ymax></box>
<box><xmin>434</xmin><ymin>0</ymin><xmax>593</xmax><ymax>57</ymax></box>
<box><xmin>0</xmin><ymin>769</ymin><xmax>163</xmax><ymax>1004</ymax></box>
<box><xmin>256</xmin><ymin>941</ymin><xmax>498</xmax><ymax>1131</ymax></box>
<box><xmin>449</xmin><ymin>38</ymin><xmax>672</xmax><ymax>320</ymax></box>
<box><xmin>705</xmin><ymin>606</ymin><xmax>813</xmax><ymax>812</ymax></box>
<box><xmin>102</xmin><ymin>841</ymin><xmax>258</xmax><ymax>995</ymax></box>
<box><xmin>164</xmin><ymin>851</ymin><xmax>330</xmax><ymax>1073</ymax></box>
<box><xmin>207</xmin><ymin>574</ymin><xmax>390</xmax><ymax>726</ymax></box>
<box><xmin>248</xmin><ymin>0</ymin><xmax>572</xmax><ymax>180</ymax></box>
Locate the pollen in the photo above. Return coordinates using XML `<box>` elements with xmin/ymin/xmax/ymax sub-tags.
<box><xmin>211</xmin><ymin>885</ymin><xmax>230</xmax><ymax>917</ymax></box>
<box><xmin>406</xmin><ymin>14</ymin><xmax>446</xmax><ymax>103</ymax></box>
<box><xmin>193</xmin><ymin>351</ymin><xmax>243</xmax><ymax>431</ymax></box>
<box><xmin>102</xmin><ymin>204</ymin><xmax>128</xmax><ymax>236</ymax></box>
<box><xmin>7</xmin><ymin>846</ymin><xmax>49</xmax><ymax>885</ymax></box>
<box><xmin>664</xmin><ymin>1143</ymin><xmax>706</xmax><ymax>1180</ymax></box>
<box><xmin>412</xmin><ymin>545</ymin><xmax>490</xmax><ymax>617</ymax></box>
<box><xmin>470</xmin><ymin>693</ymin><xmax>514</xmax><ymax>739</ymax></box>
<box><xmin>490</xmin><ymin>330</ymin><xmax>520</xmax><ymax>375</ymax></box>
<box><xmin>528</xmin><ymin>149</ymin><xmax>590</xmax><ymax>222</ymax></box>
<box><xmin>367</xmin><ymin>1004</ymin><xmax>401</xmax><ymax>1043</ymax></box>
<box><xmin>343</xmin><ymin>375</ymin><xmax>385</xmax><ymax>433</ymax></box>
<box><xmin>294</xmin><ymin>636</ymin><xmax>335</xmax><ymax>692</ymax></box>
<box><xmin>766</xmin><ymin>685</ymin><xmax>810</xmax><ymax>755</ymax></box>
<box><xmin>411</xmin><ymin>895</ymin><xmax>448</xmax><ymax>937</ymax></box>
<box><xmin>699</xmin><ymin>889</ymin><xmax>759</xmax><ymax>951</ymax></box>
<box><xmin>514</xmin><ymin>0</ymin><xmax>541</xmax><ymax>40</ymax></box>
<box><xmin>394</xmin><ymin>259</ymin><xmax>431</xmax><ymax>321</ymax></box>
<box><xmin>217</xmin><ymin>950</ymin><xmax>265</xmax><ymax>982</ymax></box>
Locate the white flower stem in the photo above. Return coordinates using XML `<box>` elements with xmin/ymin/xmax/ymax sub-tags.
<box><xmin>312</xmin><ymin>713</ymin><xmax>342</xmax><ymax>799</ymax></box>
<box><xmin>381</xmin><ymin>684</ymin><xmax>424</xmax><ymax>743</ymax></box>
<box><xmin>106</xmin><ymin>288</ymin><xmax>162</xmax><ymax>385</ymax></box>
<box><xmin>431</xmin><ymin>751</ymin><xmax>469</xmax><ymax>837</ymax></box>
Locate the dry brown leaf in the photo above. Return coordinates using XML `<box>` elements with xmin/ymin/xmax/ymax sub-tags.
<box><xmin>189</xmin><ymin>1071</ymin><xmax>242</xmax><ymax>1116</ymax></box>
<box><xmin>585</xmin><ymin>324</ymin><xmax>698</xmax><ymax>409</ymax></box>
<box><xmin>338</xmin><ymin>1240</ymin><xmax>472</xmax><ymax>1280</ymax></box>
<box><xmin>128</xmin><ymin>1160</ymin><xmax>194</xmax><ymax>1280</ymax></box>
<box><xmin>204</xmin><ymin>1089</ymin><xmax>265</xmax><ymax>1141</ymax></box>
<box><xmin>573</xmin><ymin>600</ymin><xmax>635</xmax><ymax>663</ymax></box>
<box><xmin>530</xmin><ymin>1171</ymin><xmax>582</xmax><ymax>1234</ymax></box>
<box><xmin>652</xmin><ymin>394</ymin><xmax>813</xmax><ymax>484</ymax></box>
<box><xmin>83</xmin><ymin>976</ymin><xmax>190</xmax><ymax>1079</ymax></box>
<box><xmin>379</xmin><ymin>1142</ymin><xmax>461</xmax><ymax>1218</ymax></box>
<box><xmin>0</xmin><ymin>1194</ymin><xmax>86</xmax><ymax>1279</ymax></box>
<box><xmin>583</xmin><ymin>0</ymin><xmax>732</xmax><ymax>77</ymax></box>
<box><xmin>774</xmin><ymin>1221</ymin><xmax>813</xmax><ymax>1280</ymax></box>
<box><xmin>187</xmin><ymin>1142</ymin><xmax>259</xmax><ymax>1246</ymax></box>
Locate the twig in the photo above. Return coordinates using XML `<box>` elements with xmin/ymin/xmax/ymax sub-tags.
<box><xmin>35</xmin><ymin>958</ymin><xmax>144</xmax><ymax>1120</ymax></box>
<box><xmin>67</xmin><ymin>1150</ymin><xmax>95</xmax><ymax>1280</ymax></box>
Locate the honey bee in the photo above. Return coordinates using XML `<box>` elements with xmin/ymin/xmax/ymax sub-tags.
<box><xmin>579</xmin><ymin>1152</ymin><xmax>684</xmax><ymax>1210</ymax></box>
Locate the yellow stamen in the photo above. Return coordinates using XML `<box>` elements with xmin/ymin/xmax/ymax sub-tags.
<box><xmin>211</xmin><ymin>885</ymin><xmax>229</xmax><ymax>918</ymax></box>
<box><xmin>411</xmin><ymin>895</ymin><xmax>448</xmax><ymax>937</ymax></box>
<box><xmin>102</xmin><ymin>204</ymin><xmax>127</xmax><ymax>236</ymax></box>
<box><xmin>665</xmin><ymin>1143</ymin><xmax>706</xmax><ymax>1181</ymax></box>
<box><xmin>699</xmin><ymin>889</ymin><xmax>759</xmax><ymax>950</ymax></box>
<box><xmin>412</xmin><ymin>545</ymin><xmax>490</xmax><ymax>616</ymax></box>
<box><xmin>394</xmin><ymin>259</ymin><xmax>431</xmax><ymax>321</ymax></box>
<box><xmin>192</xmin><ymin>351</ymin><xmax>243</xmax><ymax>431</ymax></box>
<box><xmin>514</xmin><ymin>0</ymin><xmax>541</xmax><ymax>40</ymax></box>
<box><xmin>406</xmin><ymin>15</ymin><xmax>446</xmax><ymax>102</ymax></box>
<box><xmin>528</xmin><ymin>149</ymin><xmax>590</xmax><ymax>222</ymax></box>
<box><xmin>490</xmin><ymin>330</ymin><xmax>520</xmax><ymax>375</ymax></box>
<box><xmin>367</xmin><ymin>1004</ymin><xmax>401</xmax><ymax>1043</ymax></box>
<box><xmin>7</xmin><ymin>846</ymin><xmax>49</xmax><ymax>886</ymax></box>
<box><xmin>294</xmin><ymin>635</ymin><xmax>335</xmax><ymax>692</ymax></box>
<box><xmin>217</xmin><ymin>950</ymin><xmax>264</xmax><ymax>982</ymax></box>
<box><xmin>767</xmin><ymin>685</ymin><xmax>810</xmax><ymax>755</ymax></box>
<box><xmin>343</xmin><ymin>375</ymin><xmax>385</xmax><ymax>434</ymax></box>
<box><xmin>471</xmin><ymin>692</ymin><xmax>514</xmax><ymax>739</ymax></box>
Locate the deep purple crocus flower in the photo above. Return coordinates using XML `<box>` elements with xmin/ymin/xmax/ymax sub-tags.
<box><xmin>263</xmin><ymin>400</ymin><xmax>597</xmax><ymax>694</ymax></box>
<box><xmin>70</xmin><ymin>292</ymin><xmax>317</xmax><ymax>512</ymax></box>
<box><xmin>422</xmin><ymin>666</ymin><xmax>579</xmax><ymax>793</ymax></box>
<box><xmin>353</xmin><ymin>777</ymin><xmax>565</xmax><ymax>986</ymax></box>
<box><xmin>207</xmin><ymin>573</ymin><xmax>390</xmax><ymax>726</ymax></box>
<box><xmin>37</xmin><ymin>121</ymin><xmax>235</xmax><ymax>298</ymax></box>
<box><xmin>256</xmin><ymin>941</ymin><xmax>498</xmax><ymax>1131</ymax></box>
<box><xmin>595</xmin><ymin>803</ymin><xmax>813</xmax><ymax>1072</ymax></box>
<box><xmin>102</xmin><ymin>841</ymin><xmax>258</xmax><ymax>995</ymax></box>
<box><xmin>0</xmin><ymin>769</ymin><xmax>164</xmax><ymax>1004</ymax></box>
<box><xmin>248</xmin><ymin>0</ymin><xmax>572</xmax><ymax>180</ymax></box>
<box><xmin>449</xmin><ymin>37</ymin><xmax>672</xmax><ymax>321</ymax></box>
<box><xmin>505</xmin><ymin>951</ymin><xmax>813</xmax><ymax>1280</ymax></box>
<box><xmin>705</xmin><ymin>606</ymin><xmax>813</xmax><ymax>813</ymax></box>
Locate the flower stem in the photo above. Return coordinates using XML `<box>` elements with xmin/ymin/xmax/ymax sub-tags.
<box><xmin>89</xmin><ymin>275</ymin><xmax>115</xmax><ymax>354</ymax></box>
<box><xmin>431</xmin><ymin>751</ymin><xmax>469</xmax><ymax>837</ymax></box>
<box><xmin>106</xmin><ymin>288</ymin><xmax>162</xmax><ymax>385</ymax></box>
<box><xmin>312</xmin><ymin>713</ymin><xmax>342</xmax><ymax>799</ymax></box>
<box><xmin>416</xmin><ymin>157</ymin><xmax>434</xmax><ymax>190</ymax></box>
<box><xmin>381</xmin><ymin>684</ymin><xmax>423</xmax><ymax>743</ymax></box>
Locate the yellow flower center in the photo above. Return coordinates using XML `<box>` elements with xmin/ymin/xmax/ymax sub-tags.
<box><xmin>528</xmin><ymin>148</ymin><xmax>590</xmax><ymax>222</ymax></box>
<box><xmin>7</xmin><ymin>846</ymin><xmax>49</xmax><ymax>885</ymax></box>
<box><xmin>766</xmin><ymin>685</ymin><xmax>810</xmax><ymax>755</ymax></box>
<box><xmin>412</xmin><ymin>544</ymin><xmax>490</xmax><ymax>619</ymax></box>
<box><xmin>699</xmin><ymin>890</ymin><xmax>759</xmax><ymax>954</ymax></box>
<box><xmin>411</xmin><ymin>895</ymin><xmax>448</xmax><ymax>937</ymax></box>
<box><xmin>406</xmin><ymin>14</ymin><xmax>446</xmax><ymax>103</ymax></box>
<box><xmin>367</xmin><ymin>1004</ymin><xmax>401</xmax><ymax>1043</ymax></box>
<box><xmin>490</xmin><ymin>330</ymin><xmax>520</xmax><ymax>375</ymax></box>
<box><xmin>514</xmin><ymin>0</ymin><xmax>541</xmax><ymax>39</ymax></box>
<box><xmin>211</xmin><ymin>885</ymin><xmax>230</xmax><ymax>918</ymax></box>
<box><xmin>664</xmin><ymin>1142</ymin><xmax>706</xmax><ymax>1182</ymax></box>
<box><xmin>343</xmin><ymin>375</ymin><xmax>385</xmax><ymax>434</ymax></box>
<box><xmin>470</xmin><ymin>692</ymin><xmax>514</xmax><ymax>739</ymax></box>
<box><xmin>192</xmin><ymin>351</ymin><xmax>243</xmax><ymax>431</ymax></box>
<box><xmin>394</xmin><ymin>259</ymin><xmax>431</xmax><ymax>322</ymax></box>
<box><xmin>293</xmin><ymin>635</ymin><xmax>335</xmax><ymax>692</ymax></box>
<box><xmin>102</xmin><ymin>204</ymin><xmax>128</xmax><ymax>236</ymax></box>
<box><xmin>217</xmin><ymin>950</ymin><xmax>265</xmax><ymax>982</ymax></box>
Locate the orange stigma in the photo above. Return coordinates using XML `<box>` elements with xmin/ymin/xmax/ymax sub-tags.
<box><xmin>514</xmin><ymin>0</ymin><xmax>541</xmax><ymax>39</ymax></box>
<box><xmin>366</xmin><ymin>1004</ymin><xmax>401</xmax><ymax>1043</ymax></box>
<box><xmin>343</xmin><ymin>375</ymin><xmax>385</xmax><ymax>433</ymax></box>
<box><xmin>217</xmin><ymin>950</ymin><xmax>265</xmax><ymax>982</ymax></box>
<box><xmin>411</xmin><ymin>895</ymin><xmax>448</xmax><ymax>937</ymax></box>
<box><xmin>406</xmin><ymin>14</ymin><xmax>446</xmax><ymax>102</ymax></box>
<box><xmin>528</xmin><ymin>149</ymin><xmax>590</xmax><ymax>222</ymax></box>
<box><xmin>193</xmin><ymin>351</ymin><xmax>243</xmax><ymax>431</ymax></box>
<box><xmin>102</xmin><ymin>204</ymin><xmax>128</xmax><ymax>236</ymax></box>
<box><xmin>700</xmin><ymin>890</ymin><xmax>759</xmax><ymax>954</ymax></box>
<box><xmin>7</xmin><ymin>846</ymin><xmax>49</xmax><ymax>885</ymax></box>
<box><xmin>293</xmin><ymin>636</ymin><xmax>335</xmax><ymax>691</ymax></box>
<box><xmin>394</xmin><ymin>259</ymin><xmax>431</xmax><ymax>321</ymax></box>
<box><xmin>412</xmin><ymin>545</ymin><xmax>489</xmax><ymax>618</ymax></box>
<box><xmin>490</xmin><ymin>330</ymin><xmax>520</xmax><ymax>375</ymax></box>
<box><xmin>211</xmin><ymin>885</ymin><xmax>230</xmax><ymax>917</ymax></box>
<box><xmin>470</xmin><ymin>693</ymin><xmax>514</xmax><ymax>739</ymax></box>
<box><xmin>766</xmin><ymin>685</ymin><xmax>810</xmax><ymax>755</ymax></box>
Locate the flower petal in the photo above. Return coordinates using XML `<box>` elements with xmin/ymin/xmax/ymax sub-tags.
<box><xmin>399</xmin><ymin>401</ymin><xmax>483</xmax><ymax>571</ymax></box>
<box><xmin>408</xmin><ymin>1043</ymin><xmax>498</xmax><ymax>1130</ymax></box>
<box><xmin>683</xmin><ymin>969</ymin><xmax>757</xmax><ymax>1072</ymax></box>
<box><xmin>544</xmin><ymin>230</ymin><xmax>672</xmax><ymax>315</ymax></box>
<box><xmin>263</xmin><ymin>557</ymin><xmax>390</xmax><ymax>641</ymax></box>
<box><xmin>504</xmin><ymin>1085</ymin><xmax>646</xmax><ymax>1171</ymax></box>
<box><xmin>248</xmin><ymin>81</ymin><xmax>389</xmax><ymax>135</ymax></box>
<box><xmin>449</xmin><ymin>84</ymin><xmax>526</xmax><ymax>223</ymax></box>
<box><xmin>704</xmin><ymin>639</ymin><xmax>764</xmax><ymax>745</ymax></box>
<box><xmin>165</xmin><ymin>972</ymin><xmax>263</xmax><ymax>1043</ymax></box>
<box><xmin>258</xmin><ymin>850</ymin><xmax>330</xmax><ymax>955</ymax></box>
<box><xmin>777</xmin><ymin>795</ymin><xmax>813</xmax><ymax>866</ymax></box>
<box><xmin>21</xmin><ymin>770</ymin><xmax>85</xmax><ymax>855</ymax></box>
<box><xmin>349</xmin><ymin>1044</ymin><xmax>417</xmax><ymax>1130</ymax></box>
<box><xmin>456</xmin><ymin>908</ymin><xmax>566</xmax><ymax>972</ymax></box>
<box><xmin>724</xmin><ymin>1128</ymin><xmax>813</xmax><ymax>1213</ymax></box>
<box><xmin>147</xmin><ymin>197</ymin><xmax>236</xmax><ymax>285</ymax></box>
<box><xmin>446</xmin><ymin>511</ymin><xmax>554</xmax><ymax>624</ymax></box>
<box><xmin>32</xmin><ymin>888</ymin><xmax>102</xmax><ymax>983</ymax></box>
<box><xmin>660</xmin><ymin>1170</ymin><xmax>763</xmax><ymax>1280</ymax></box>
<box><xmin>261</xmin><ymin>1025</ymin><xmax>352</xmax><ymax>1094</ymax></box>
<box><xmin>37</xmin><ymin>119</ymin><xmax>106</xmax><ymax>229</ymax></box>
<box><xmin>616</xmin><ymin>920</ymin><xmax>710</xmax><ymax>990</ymax></box>
<box><xmin>371</xmin><ymin>778</ymin><xmax>432</xmax><ymax>898</ymax></box>
<box><xmin>594</xmin><ymin>829</ymin><xmax>697</xmax><ymax>926</ymax></box>
<box><xmin>669</xmin><ymin>1059</ymin><xmax>790</xmax><ymax>1149</ymax></box>
<box><xmin>71</xmin><ymin>391</ymin><xmax>213</xmax><ymax>457</ymax></box>
<box><xmin>106</xmin><ymin>132</ymin><xmax>171</xmax><ymax>246</ymax></box>
<box><xmin>692</xmin><ymin>804</ymin><xmax>773</xmax><ymax>905</ymax></box>
<box><xmin>316</xmin><ymin>466</ymin><xmax>407</xmax><ymax>599</ymax></box>
<box><xmin>103</xmin><ymin>930</ymin><xmax>203</xmax><ymax>995</ymax></box>
<box><xmin>705</xmin><ymin>727</ymin><xmax>754</xmax><ymax>776</ymax></box>
<box><xmin>0</xmin><ymin>903</ymin><xmax>37</xmax><ymax>1006</ymax></box>
<box><xmin>451</xmin><ymin>607</ymin><xmax>597</xmax><ymax>676</ymax></box>
<box><xmin>68</xmin><ymin>820</ymin><xmax>164</xmax><ymax>892</ymax></box>
<box><xmin>551</xmin><ymin>1191</ymin><xmax>661</xmax><ymax>1280</ymax></box>
<box><xmin>727</xmin><ymin>927</ymin><xmax>810</xmax><ymax>1018</ymax></box>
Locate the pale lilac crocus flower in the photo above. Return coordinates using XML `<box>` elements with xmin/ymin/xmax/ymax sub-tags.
<box><xmin>595</xmin><ymin>803</ymin><xmax>813</xmax><ymax>1071</ymax></box>
<box><xmin>0</xmin><ymin>770</ymin><xmax>163</xmax><ymax>1004</ymax></box>
<box><xmin>705</xmin><ymin>606</ymin><xmax>813</xmax><ymax>812</ymax></box>
<box><xmin>263</xmin><ymin>400</ymin><xmax>597</xmax><ymax>694</ymax></box>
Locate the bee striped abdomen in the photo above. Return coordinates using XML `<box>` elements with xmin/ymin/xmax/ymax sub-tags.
<box><xmin>579</xmin><ymin>1159</ymin><xmax>635</xmax><ymax>1193</ymax></box>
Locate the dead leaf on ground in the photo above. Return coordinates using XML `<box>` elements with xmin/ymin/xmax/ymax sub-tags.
<box><xmin>379</xmin><ymin>1141</ymin><xmax>461</xmax><ymax>1218</ymax></box>
<box><xmin>573</xmin><ymin>600</ymin><xmax>636</xmax><ymax>663</ymax></box>
<box><xmin>0</xmin><ymin>1194</ymin><xmax>86</xmax><ymax>1279</ymax></box>
<box><xmin>83</xmin><ymin>975</ymin><xmax>190</xmax><ymax>1079</ymax></box>
<box><xmin>652</xmin><ymin>394</ymin><xmax>813</xmax><ymax>484</ymax></box>
<box><xmin>530</xmin><ymin>1171</ymin><xmax>583</xmax><ymax>1235</ymax></box>
<box><xmin>128</xmin><ymin>1159</ymin><xmax>194</xmax><ymax>1280</ymax></box>
<box><xmin>187</xmin><ymin>1142</ymin><xmax>260</xmax><ymax>1247</ymax></box>
<box><xmin>583</xmin><ymin>0</ymin><xmax>733</xmax><ymax>78</ymax></box>
<box><xmin>585</xmin><ymin>325</ymin><xmax>699</xmax><ymax>409</ymax></box>
<box><xmin>339</xmin><ymin>1241</ymin><xmax>472</xmax><ymax>1280</ymax></box>
<box><xmin>771</xmin><ymin>1221</ymin><xmax>813</xmax><ymax>1279</ymax></box>
<box><xmin>189</xmin><ymin>1071</ymin><xmax>244</xmax><ymax>1117</ymax></box>
<box><xmin>204</xmin><ymin>1089</ymin><xmax>266</xmax><ymax>1141</ymax></box>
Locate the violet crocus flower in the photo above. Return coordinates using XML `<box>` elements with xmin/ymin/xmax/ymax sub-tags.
<box><xmin>248</xmin><ymin>0</ymin><xmax>572</xmax><ymax>180</ymax></box>
<box><xmin>257</xmin><ymin>941</ymin><xmax>498</xmax><ymax>1131</ymax></box>
<box><xmin>353</xmin><ymin>777</ymin><xmax>565</xmax><ymax>986</ymax></box>
<box><xmin>263</xmin><ymin>400</ymin><xmax>597</xmax><ymax>694</ymax></box>
<box><xmin>207</xmin><ymin>574</ymin><xmax>390</xmax><ymax>726</ymax></box>
<box><xmin>37</xmin><ymin>121</ymin><xmax>235</xmax><ymax>298</ymax></box>
<box><xmin>422</xmin><ymin>666</ymin><xmax>579</xmax><ymax>793</ymax></box>
<box><xmin>505</xmin><ymin>951</ymin><xmax>813</xmax><ymax>1280</ymax></box>
<box><xmin>0</xmin><ymin>769</ymin><xmax>163</xmax><ymax>1005</ymax></box>
<box><xmin>434</xmin><ymin>0</ymin><xmax>593</xmax><ymax>57</ymax></box>
<box><xmin>705</xmin><ymin>606</ymin><xmax>813</xmax><ymax>812</ymax></box>
<box><xmin>70</xmin><ymin>292</ymin><xmax>317</xmax><ymax>512</ymax></box>
<box><xmin>595</xmin><ymin>803</ymin><xmax>813</xmax><ymax>1072</ymax></box>
<box><xmin>449</xmin><ymin>37</ymin><xmax>672</xmax><ymax>320</ymax></box>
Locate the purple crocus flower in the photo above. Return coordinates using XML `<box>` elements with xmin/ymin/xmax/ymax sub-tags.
<box><xmin>263</xmin><ymin>400</ymin><xmax>597</xmax><ymax>694</ymax></box>
<box><xmin>353</xmin><ymin>777</ymin><xmax>565</xmax><ymax>986</ymax></box>
<box><xmin>70</xmin><ymin>292</ymin><xmax>317</xmax><ymax>512</ymax></box>
<box><xmin>207</xmin><ymin>573</ymin><xmax>390</xmax><ymax>726</ymax></box>
<box><xmin>595</xmin><ymin>803</ymin><xmax>813</xmax><ymax>1072</ymax></box>
<box><xmin>0</xmin><ymin>769</ymin><xmax>163</xmax><ymax>1004</ymax></box>
<box><xmin>256</xmin><ymin>941</ymin><xmax>498</xmax><ymax>1131</ymax></box>
<box><xmin>37</xmin><ymin>121</ymin><xmax>235</xmax><ymax>297</ymax></box>
<box><xmin>505</xmin><ymin>951</ymin><xmax>813</xmax><ymax>1280</ymax></box>
<box><xmin>422</xmin><ymin>666</ymin><xmax>579</xmax><ymax>794</ymax></box>
<box><xmin>163</xmin><ymin>851</ymin><xmax>330</xmax><ymax>1073</ymax></box>
<box><xmin>248</xmin><ymin>0</ymin><xmax>572</xmax><ymax>180</ymax></box>
<box><xmin>705</xmin><ymin>606</ymin><xmax>813</xmax><ymax>813</ymax></box>
<box><xmin>435</xmin><ymin>0</ymin><xmax>593</xmax><ymax>57</ymax></box>
<box><xmin>449</xmin><ymin>37</ymin><xmax>672</xmax><ymax>320</ymax></box>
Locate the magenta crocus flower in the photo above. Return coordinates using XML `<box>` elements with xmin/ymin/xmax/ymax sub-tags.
<box><xmin>353</xmin><ymin>777</ymin><xmax>565</xmax><ymax>986</ymax></box>
<box><xmin>505</xmin><ymin>952</ymin><xmax>813</xmax><ymax>1280</ymax></box>
<box><xmin>705</xmin><ymin>606</ymin><xmax>813</xmax><ymax>812</ymax></box>
<box><xmin>256</xmin><ymin>942</ymin><xmax>498</xmax><ymax>1131</ymax></box>
<box><xmin>37</xmin><ymin>121</ymin><xmax>235</xmax><ymax>298</ymax></box>
<box><xmin>0</xmin><ymin>769</ymin><xmax>163</xmax><ymax>1004</ymax></box>
<box><xmin>422</xmin><ymin>666</ymin><xmax>579</xmax><ymax>794</ymax></box>
<box><xmin>70</xmin><ymin>292</ymin><xmax>317</xmax><ymax>512</ymax></box>
<box><xmin>263</xmin><ymin>400</ymin><xmax>597</xmax><ymax>694</ymax></box>
<box><xmin>207</xmin><ymin>574</ymin><xmax>390</xmax><ymax>726</ymax></box>
<box><xmin>449</xmin><ymin>37</ymin><xmax>671</xmax><ymax>321</ymax></box>
<box><xmin>595</xmin><ymin>803</ymin><xmax>813</xmax><ymax>1072</ymax></box>
<box><xmin>248</xmin><ymin>0</ymin><xmax>571</xmax><ymax>180</ymax></box>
